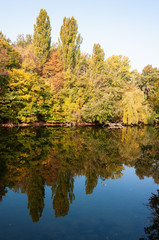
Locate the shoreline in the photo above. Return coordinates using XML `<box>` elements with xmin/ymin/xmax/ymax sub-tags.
<box><xmin>0</xmin><ymin>122</ymin><xmax>157</xmax><ymax>128</ymax></box>
<box><xmin>0</xmin><ymin>122</ymin><xmax>96</xmax><ymax>128</ymax></box>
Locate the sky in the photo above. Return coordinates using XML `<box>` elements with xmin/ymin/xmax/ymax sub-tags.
<box><xmin>0</xmin><ymin>0</ymin><xmax>159</xmax><ymax>72</ymax></box>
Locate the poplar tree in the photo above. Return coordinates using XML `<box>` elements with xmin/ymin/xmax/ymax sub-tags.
<box><xmin>92</xmin><ymin>43</ymin><xmax>105</xmax><ymax>75</ymax></box>
<box><xmin>59</xmin><ymin>16</ymin><xmax>82</xmax><ymax>71</ymax></box>
<box><xmin>33</xmin><ymin>9</ymin><xmax>51</xmax><ymax>65</ymax></box>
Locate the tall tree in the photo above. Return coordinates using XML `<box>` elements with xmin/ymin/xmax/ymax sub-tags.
<box><xmin>59</xmin><ymin>16</ymin><xmax>82</xmax><ymax>71</ymax></box>
<box><xmin>92</xmin><ymin>43</ymin><xmax>105</xmax><ymax>75</ymax></box>
<box><xmin>33</xmin><ymin>9</ymin><xmax>51</xmax><ymax>66</ymax></box>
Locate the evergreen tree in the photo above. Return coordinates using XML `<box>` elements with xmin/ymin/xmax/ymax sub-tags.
<box><xmin>33</xmin><ymin>9</ymin><xmax>51</xmax><ymax>66</ymax></box>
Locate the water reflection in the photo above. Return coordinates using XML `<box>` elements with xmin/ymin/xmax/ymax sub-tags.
<box><xmin>140</xmin><ymin>190</ymin><xmax>159</xmax><ymax>240</ymax></box>
<box><xmin>0</xmin><ymin>126</ymin><xmax>158</xmax><ymax>222</ymax></box>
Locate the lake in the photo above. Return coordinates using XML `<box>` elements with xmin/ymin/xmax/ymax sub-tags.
<box><xmin>0</xmin><ymin>126</ymin><xmax>158</xmax><ymax>240</ymax></box>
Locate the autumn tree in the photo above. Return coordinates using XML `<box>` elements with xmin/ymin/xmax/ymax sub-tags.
<box><xmin>139</xmin><ymin>65</ymin><xmax>159</xmax><ymax>98</ymax></box>
<box><xmin>33</xmin><ymin>9</ymin><xmax>51</xmax><ymax>66</ymax></box>
<box><xmin>0</xmin><ymin>34</ymin><xmax>20</xmax><ymax>97</ymax></box>
<box><xmin>83</xmin><ymin>54</ymin><xmax>132</xmax><ymax>124</ymax></box>
<box><xmin>15</xmin><ymin>34</ymin><xmax>32</xmax><ymax>48</ymax></box>
<box><xmin>92</xmin><ymin>43</ymin><xmax>105</xmax><ymax>76</ymax></box>
<box><xmin>0</xmin><ymin>69</ymin><xmax>52</xmax><ymax>123</ymax></box>
<box><xmin>15</xmin><ymin>43</ymin><xmax>41</xmax><ymax>74</ymax></box>
<box><xmin>104</xmin><ymin>55</ymin><xmax>133</xmax><ymax>86</ymax></box>
<box><xmin>138</xmin><ymin>65</ymin><xmax>159</xmax><ymax>119</ymax></box>
<box><xmin>42</xmin><ymin>49</ymin><xmax>64</xmax><ymax>91</ymax></box>
<box><xmin>0</xmin><ymin>35</ymin><xmax>19</xmax><ymax>71</ymax></box>
<box><xmin>59</xmin><ymin>16</ymin><xmax>82</xmax><ymax>71</ymax></box>
<box><xmin>122</xmin><ymin>87</ymin><xmax>153</xmax><ymax>125</ymax></box>
<box><xmin>149</xmin><ymin>79</ymin><xmax>159</xmax><ymax>117</ymax></box>
<box><xmin>14</xmin><ymin>34</ymin><xmax>43</xmax><ymax>74</ymax></box>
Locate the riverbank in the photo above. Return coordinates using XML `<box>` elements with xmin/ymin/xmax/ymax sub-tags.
<box><xmin>0</xmin><ymin>121</ymin><xmax>96</xmax><ymax>128</ymax></box>
<box><xmin>0</xmin><ymin>121</ymin><xmax>158</xmax><ymax>128</ymax></box>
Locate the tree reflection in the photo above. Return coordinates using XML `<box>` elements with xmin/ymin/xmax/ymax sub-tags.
<box><xmin>140</xmin><ymin>190</ymin><xmax>159</xmax><ymax>240</ymax></box>
<box><xmin>51</xmin><ymin>171</ymin><xmax>75</xmax><ymax>217</ymax></box>
<box><xmin>85</xmin><ymin>169</ymin><xmax>98</xmax><ymax>194</ymax></box>
<box><xmin>0</xmin><ymin>185</ymin><xmax>8</xmax><ymax>201</ymax></box>
<box><xmin>0</xmin><ymin>126</ymin><xmax>158</xmax><ymax>220</ymax></box>
<box><xmin>27</xmin><ymin>170</ymin><xmax>45</xmax><ymax>222</ymax></box>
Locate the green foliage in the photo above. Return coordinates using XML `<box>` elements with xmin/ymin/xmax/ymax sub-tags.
<box><xmin>139</xmin><ymin>65</ymin><xmax>159</xmax><ymax>98</ymax></box>
<box><xmin>33</xmin><ymin>9</ymin><xmax>51</xmax><ymax>65</ymax></box>
<box><xmin>83</xmin><ymin>89</ymin><xmax>115</xmax><ymax>124</ymax></box>
<box><xmin>104</xmin><ymin>55</ymin><xmax>133</xmax><ymax>86</ymax></box>
<box><xmin>92</xmin><ymin>43</ymin><xmax>105</xmax><ymax>75</ymax></box>
<box><xmin>59</xmin><ymin>16</ymin><xmax>82</xmax><ymax>71</ymax></box>
<box><xmin>138</xmin><ymin>65</ymin><xmax>159</xmax><ymax>120</ymax></box>
<box><xmin>122</xmin><ymin>87</ymin><xmax>153</xmax><ymax>125</ymax></box>
<box><xmin>0</xmin><ymin>69</ymin><xmax>52</xmax><ymax>123</ymax></box>
<box><xmin>0</xmin><ymin>36</ymin><xmax>20</xmax><ymax>71</ymax></box>
<box><xmin>0</xmin><ymin>36</ymin><xmax>20</xmax><ymax>97</ymax></box>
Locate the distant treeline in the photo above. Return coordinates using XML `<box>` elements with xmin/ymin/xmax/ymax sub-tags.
<box><xmin>0</xmin><ymin>9</ymin><xmax>158</xmax><ymax>125</ymax></box>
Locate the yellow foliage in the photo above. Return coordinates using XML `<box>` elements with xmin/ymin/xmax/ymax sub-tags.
<box><xmin>122</xmin><ymin>87</ymin><xmax>153</xmax><ymax>124</ymax></box>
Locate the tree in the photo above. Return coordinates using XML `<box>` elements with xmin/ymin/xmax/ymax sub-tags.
<box><xmin>105</xmin><ymin>55</ymin><xmax>133</xmax><ymax>86</ymax></box>
<box><xmin>139</xmin><ymin>65</ymin><xmax>159</xmax><ymax>98</ymax></box>
<box><xmin>15</xmin><ymin>34</ymin><xmax>32</xmax><ymax>48</ymax></box>
<box><xmin>59</xmin><ymin>16</ymin><xmax>82</xmax><ymax>71</ymax></box>
<box><xmin>149</xmin><ymin>79</ymin><xmax>159</xmax><ymax>117</ymax></box>
<box><xmin>122</xmin><ymin>87</ymin><xmax>153</xmax><ymax>125</ymax></box>
<box><xmin>0</xmin><ymin>69</ymin><xmax>52</xmax><ymax>123</ymax></box>
<box><xmin>92</xmin><ymin>43</ymin><xmax>105</xmax><ymax>76</ymax></box>
<box><xmin>16</xmin><ymin>43</ymin><xmax>41</xmax><ymax>74</ymax></box>
<box><xmin>42</xmin><ymin>50</ymin><xmax>64</xmax><ymax>91</ymax></box>
<box><xmin>138</xmin><ymin>65</ymin><xmax>159</xmax><ymax>119</ymax></box>
<box><xmin>0</xmin><ymin>35</ymin><xmax>20</xmax><ymax>71</ymax></box>
<box><xmin>0</xmin><ymin>35</ymin><xmax>20</xmax><ymax>97</ymax></box>
<box><xmin>33</xmin><ymin>9</ymin><xmax>51</xmax><ymax>66</ymax></box>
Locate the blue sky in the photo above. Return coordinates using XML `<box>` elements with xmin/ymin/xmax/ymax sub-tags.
<box><xmin>0</xmin><ymin>0</ymin><xmax>159</xmax><ymax>72</ymax></box>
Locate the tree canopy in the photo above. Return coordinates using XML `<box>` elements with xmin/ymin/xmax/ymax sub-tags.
<box><xmin>0</xmin><ymin>10</ymin><xmax>158</xmax><ymax>125</ymax></box>
<box><xmin>33</xmin><ymin>9</ymin><xmax>51</xmax><ymax>66</ymax></box>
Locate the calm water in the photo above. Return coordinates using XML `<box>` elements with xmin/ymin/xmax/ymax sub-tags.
<box><xmin>0</xmin><ymin>126</ymin><xmax>159</xmax><ymax>240</ymax></box>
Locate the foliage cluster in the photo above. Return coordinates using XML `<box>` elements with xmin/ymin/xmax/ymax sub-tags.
<box><xmin>0</xmin><ymin>9</ymin><xmax>158</xmax><ymax>125</ymax></box>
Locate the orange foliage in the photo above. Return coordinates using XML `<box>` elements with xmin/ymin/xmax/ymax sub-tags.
<box><xmin>40</xmin><ymin>153</ymin><xmax>61</xmax><ymax>186</ymax></box>
<box><xmin>42</xmin><ymin>50</ymin><xmax>64</xmax><ymax>91</ymax></box>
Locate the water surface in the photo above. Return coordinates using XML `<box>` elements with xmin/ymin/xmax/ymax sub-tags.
<box><xmin>0</xmin><ymin>126</ymin><xmax>159</xmax><ymax>240</ymax></box>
